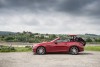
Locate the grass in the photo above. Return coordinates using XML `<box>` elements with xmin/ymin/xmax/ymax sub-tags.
<box><xmin>0</xmin><ymin>45</ymin><xmax>100</xmax><ymax>52</ymax></box>
<box><xmin>15</xmin><ymin>47</ymin><xmax>32</xmax><ymax>52</ymax></box>
<box><xmin>0</xmin><ymin>46</ymin><xmax>32</xmax><ymax>52</ymax></box>
<box><xmin>85</xmin><ymin>46</ymin><xmax>100</xmax><ymax>51</ymax></box>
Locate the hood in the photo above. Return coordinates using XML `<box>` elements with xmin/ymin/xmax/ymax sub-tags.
<box><xmin>33</xmin><ymin>42</ymin><xmax>50</xmax><ymax>46</ymax></box>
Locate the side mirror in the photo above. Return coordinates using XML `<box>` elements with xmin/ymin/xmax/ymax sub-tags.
<box><xmin>54</xmin><ymin>42</ymin><xmax>57</xmax><ymax>44</ymax></box>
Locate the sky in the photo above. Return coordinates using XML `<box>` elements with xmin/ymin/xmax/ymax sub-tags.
<box><xmin>0</xmin><ymin>0</ymin><xmax>100</xmax><ymax>34</ymax></box>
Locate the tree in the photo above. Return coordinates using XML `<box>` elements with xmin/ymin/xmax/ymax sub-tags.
<box><xmin>49</xmin><ymin>34</ymin><xmax>56</xmax><ymax>40</ymax></box>
<box><xmin>86</xmin><ymin>38</ymin><xmax>92</xmax><ymax>42</ymax></box>
<box><xmin>94</xmin><ymin>38</ymin><xmax>100</xmax><ymax>42</ymax></box>
<box><xmin>4</xmin><ymin>36</ymin><xmax>15</xmax><ymax>42</ymax></box>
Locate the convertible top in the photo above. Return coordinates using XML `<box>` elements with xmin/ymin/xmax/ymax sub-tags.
<box><xmin>68</xmin><ymin>34</ymin><xmax>77</xmax><ymax>36</ymax></box>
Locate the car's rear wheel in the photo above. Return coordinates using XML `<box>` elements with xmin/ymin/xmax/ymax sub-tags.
<box><xmin>69</xmin><ymin>46</ymin><xmax>79</xmax><ymax>55</ymax></box>
<box><xmin>36</xmin><ymin>47</ymin><xmax>46</xmax><ymax>55</ymax></box>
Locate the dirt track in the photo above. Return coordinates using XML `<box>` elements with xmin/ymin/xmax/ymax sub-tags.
<box><xmin>0</xmin><ymin>51</ymin><xmax>100</xmax><ymax>67</ymax></box>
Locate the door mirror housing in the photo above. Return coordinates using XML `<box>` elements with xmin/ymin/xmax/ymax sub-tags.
<box><xmin>54</xmin><ymin>42</ymin><xmax>57</xmax><ymax>44</ymax></box>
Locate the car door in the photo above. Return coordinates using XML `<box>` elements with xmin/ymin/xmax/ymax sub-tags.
<box><xmin>49</xmin><ymin>39</ymin><xmax>68</xmax><ymax>52</ymax></box>
<box><xmin>46</xmin><ymin>40</ymin><xmax>68</xmax><ymax>52</ymax></box>
<box><xmin>55</xmin><ymin>41</ymin><xmax>68</xmax><ymax>52</ymax></box>
<box><xmin>46</xmin><ymin>42</ymin><xmax>60</xmax><ymax>52</ymax></box>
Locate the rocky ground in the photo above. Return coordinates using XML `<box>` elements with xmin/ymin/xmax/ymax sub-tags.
<box><xmin>0</xmin><ymin>51</ymin><xmax>100</xmax><ymax>67</ymax></box>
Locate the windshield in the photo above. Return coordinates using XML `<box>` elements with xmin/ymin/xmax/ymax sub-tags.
<box><xmin>50</xmin><ymin>38</ymin><xmax>60</xmax><ymax>42</ymax></box>
<box><xmin>51</xmin><ymin>37</ymin><xmax>70</xmax><ymax>42</ymax></box>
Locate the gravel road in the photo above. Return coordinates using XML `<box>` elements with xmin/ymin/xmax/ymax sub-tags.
<box><xmin>0</xmin><ymin>51</ymin><xmax>100</xmax><ymax>67</ymax></box>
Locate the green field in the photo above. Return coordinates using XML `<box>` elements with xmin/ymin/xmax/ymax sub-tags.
<box><xmin>85</xmin><ymin>46</ymin><xmax>100</xmax><ymax>51</ymax></box>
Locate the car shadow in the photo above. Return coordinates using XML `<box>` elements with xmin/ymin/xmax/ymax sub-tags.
<box><xmin>44</xmin><ymin>52</ymin><xmax>93</xmax><ymax>55</ymax></box>
<box><xmin>78</xmin><ymin>52</ymin><xmax>93</xmax><ymax>55</ymax></box>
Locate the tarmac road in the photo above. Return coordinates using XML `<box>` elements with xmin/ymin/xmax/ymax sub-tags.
<box><xmin>0</xmin><ymin>51</ymin><xmax>100</xmax><ymax>67</ymax></box>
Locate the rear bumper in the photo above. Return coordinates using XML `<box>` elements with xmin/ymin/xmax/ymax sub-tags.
<box><xmin>79</xmin><ymin>47</ymin><xmax>84</xmax><ymax>52</ymax></box>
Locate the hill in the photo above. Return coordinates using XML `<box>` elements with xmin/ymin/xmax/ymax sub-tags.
<box><xmin>0</xmin><ymin>31</ymin><xmax>16</xmax><ymax>35</ymax></box>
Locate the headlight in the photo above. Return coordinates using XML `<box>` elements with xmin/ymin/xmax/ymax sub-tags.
<box><xmin>33</xmin><ymin>44</ymin><xmax>37</xmax><ymax>48</ymax></box>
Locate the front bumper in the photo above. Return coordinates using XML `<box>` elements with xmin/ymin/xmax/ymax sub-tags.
<box><xmin>32</xmin><ymin>46</ymin><xmax>37</xmax><ymax>54</ymax></box>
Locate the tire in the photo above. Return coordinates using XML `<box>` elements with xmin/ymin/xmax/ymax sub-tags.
<box><xmin>36</xmin><ymin>47</ymin><xmax>46</xmax><ymax>55</ymax></box>
<box><xmin>69</xmin><ymin>46</ymin><xmax>79</xmax><ymax>55</ymax></box>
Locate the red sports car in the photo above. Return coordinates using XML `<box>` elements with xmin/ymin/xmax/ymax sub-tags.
<box><xmin>32</xmin><ymin>35</ymin><xmax>86</xmax><ymax>55</ymax></box>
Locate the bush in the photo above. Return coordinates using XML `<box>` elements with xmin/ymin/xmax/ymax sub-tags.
<box><xmin>29</xmin><ymin>39</ymin><xmax>34</xmax><ymax>43</ymax></box>
<box><xmin>94</xmin><ymin>39</ymin><xmax>100</xmax><ymax>42</ymax></box>
<box><xmin>86</xmin><ymin>38</ymin><xmax>92</xmax><ymax>42</ymax></box>
<box><xmin>4</xmin><ymin>36</ymin><xmax>15</xmax><ymax>42</ymax></box>
<box><xmin>25</xmin><ymin>46</ymin><xmax>31</xmax><ymax>48</ymax></box>
<box><xmin>0</xmin><ymin>46</ymin><xmax>16</xmax><ymax>52</ymax></box>
<box><xmin>25</xmin><ymin>46</ymin><xmax>32</xmax><ymax>50</ymax></box>
<box><xmin>0</xmin><ymin>45</ymin><xmax>3</xmax><ymax>50</ymax></box>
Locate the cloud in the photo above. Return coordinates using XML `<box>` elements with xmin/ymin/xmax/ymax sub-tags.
<box><xmin>0</xmin><ymin>0</ymin><xmax>57</xmax><ymax>13</ymax></box>
<box><xmin>0</xmin><ymin>0</ymin><xmax>100</xmax><ymax>17</ymax></box>
<box><xmin>0</xmin><ymin>0</ymin><xmax>100</xmax><ymax>34</ymax></box>
<box><xmin>57</xmin><ymin>0</ymin><xmax>94</xmax><ymax>12</ymax></box>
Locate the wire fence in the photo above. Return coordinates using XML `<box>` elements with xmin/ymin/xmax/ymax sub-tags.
<box><xmin>0</xmin><ymin>42</ymin><xmax>100</xmax><ymax>47</ymax></box>
<box><xmin>0</xmin><ymin>42</ymin><xmax>38</xmax><ymax>47</ymax></box>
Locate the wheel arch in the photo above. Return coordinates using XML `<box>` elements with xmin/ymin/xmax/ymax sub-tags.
<box><xmin>36</xmin><ymin>46</ymin><xmax>46</xmax><ymax>53</ymax></box>
<box><xmin>69</xmin><ymin>45</ymin><xmax>80</xmax><ymax>52</ymax></box>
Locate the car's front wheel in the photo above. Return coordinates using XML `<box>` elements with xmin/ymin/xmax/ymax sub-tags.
<box><xmin>36</xmin><ymin>47</ymin><xmax>46</xmax><ymax>55</ymax></box>
<box><xmin>69</xmin><ymin>46</ymin><xmax>79</xmax><ymax>55</ymax></box>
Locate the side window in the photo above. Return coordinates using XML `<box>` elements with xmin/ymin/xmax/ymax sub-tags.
<box><xmin>56</xmin><ymin>40</ymin><xmax>63</xmax><ymax>43</ymax></box>
<box><xmin>63</xmin><ymin>39</ymin><xmax>69</xmax><ymax>42</ymax></box>
<box><xmin>56</xmin><ymin>39</ymin><xmax>69</xmax><ymax>43</ymax></box>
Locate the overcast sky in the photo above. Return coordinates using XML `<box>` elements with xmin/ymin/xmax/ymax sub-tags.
<box><xmin>0</xmin><ymin>0</ymin><xmax>100</xmax><ymax>34</ymax></box>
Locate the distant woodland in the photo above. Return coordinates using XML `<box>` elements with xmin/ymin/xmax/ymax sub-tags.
<box><xmin>0</xmin><ymin>31</ymin><xmax>100</xmax><ymax>43</ymax></box>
